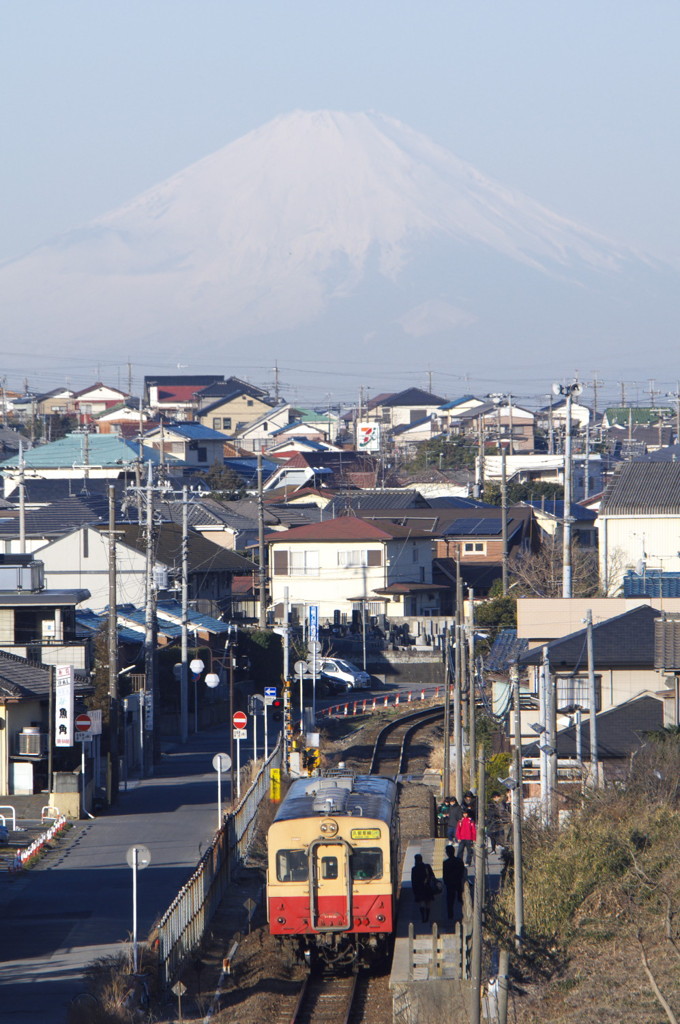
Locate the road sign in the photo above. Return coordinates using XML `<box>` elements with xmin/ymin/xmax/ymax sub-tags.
<box><xmin>126</xmin><ymin>844</ymin><xmax>151</xmax><ymax>870</ymax></box>
<box><xmin>74</xmin><ymin>733</ymin><xmax>93</xmax><ymax>744</ymax></box>
<box><xmin>233</xmin><ymin>710</ymin><xmax>247</xmax><ymax>729</ymax></box>
<box><xmin>294</xmin><ymin>659</ymin><xmax>310</xmax><ymax>676</ymax></box>
<box><xmin>212</xmin><ymin>753</ymin><xmax>232</xmax><ymax>772</ymax></box>
<box><xmin>75</xmin><ymin>713</ymin><xmax>92</xmax><ymax>733</ymax></box>
<box><xmin>308</xmin><ymin>640</ymin><xmax>321</xmax><ymax>654</ymax></box>
<box><xmin>248</xmin><ymin>694</ymin><xmax>264</xmax><ymax>716</ymax></box>
<box><xmin>309</xmin><ymin>605</ymin><xmax>318</xmax><ymax>643</ymax></box>
<box><xmin>264</xmin><ymin>686</ymin><xmax>277</xmax><ymax>706</ymax></box>
<box><xmin>233</xmin><ymin>727</ymin><xmax>247</xmax><ymax>740</ymax></box>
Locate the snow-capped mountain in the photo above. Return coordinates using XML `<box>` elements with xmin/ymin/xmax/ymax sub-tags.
<box><xmin>0</xmin><ymin>110</ymin><xmax>675</xmax><ymax>372</ymax></box>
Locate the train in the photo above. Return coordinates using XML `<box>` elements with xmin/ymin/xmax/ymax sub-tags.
<box><xmin>267</xmin><ymin>771</ymin><xmax>399</xmax><ymax>970</ymax></box>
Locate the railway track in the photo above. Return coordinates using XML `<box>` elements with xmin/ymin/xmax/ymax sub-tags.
<box><xmin>369</xmin><ymin>704</ymin><xmax>445</xmax><ymax>777</ymax></box>
<box><xmin>289</xmin><ymin>971</ymin><xmax>360</xmax><ymax>1024</ymax></box>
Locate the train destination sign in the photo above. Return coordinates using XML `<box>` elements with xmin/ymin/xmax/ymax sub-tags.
<box><xmin>350</xmin><ymin>828</ymin><xmax>381</xmax><ymax>840</ymax></box>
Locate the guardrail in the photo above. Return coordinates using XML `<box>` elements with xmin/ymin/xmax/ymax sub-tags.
<box><xmin>318</xmin><ymin>686</ymin><xmax>445</xmax><ymax>719</ymax></box>
<box><xmin>157</xmin><ymin>737</ymin><xmax>282</xmax><ymax>987</ymax></box>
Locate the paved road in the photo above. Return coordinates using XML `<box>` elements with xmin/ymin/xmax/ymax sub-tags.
<box><xmin>0</xmin><ymin>728</ymin><xmax>228</xmax><ymax>1024</ymax></box>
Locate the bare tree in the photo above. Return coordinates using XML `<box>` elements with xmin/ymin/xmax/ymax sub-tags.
<box><xmin>510</xmin><ymin>534</ymin><xmax>599</xmax><ymax>598</ymax></box>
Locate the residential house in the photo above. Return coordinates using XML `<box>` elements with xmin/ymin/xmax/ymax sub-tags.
<box><xmin>233</xmin><ymin>403</ymin><xmax>297</xmax><ymax>452</ymax></box>
<box><xmin>267</xmin><ymin>517</ymin><xmax>444</xmax><ymax>625</ymax></box>
<box><xmin>367</xmin><ymin>388</ymin><xmax>446</xmax><ymax>431</ymax></box>
<box><xmin>196</xmin><ymin>378</ymin><xmax>277</xmax><ymax>436</ymax></box>
<box><xmin>0</xmin><ymin>433</ymin><xmax>180</xmax><ymax>496</ymax></box>
<box><xmin>262</xmin><ymin>451</ymin><xmax>378</xmax><ymax>493</ymax></box>
<box><xmin>36</xmin><ymin>388</ymin><xmax>76</xmax><ymax>417</ymax></box>
<box><xmin>141</xmin><ymin>422</ymin><xmax>226</xmax><ymax>471</ymax></box>
<box><xmin>482</xmin><ymin>454</ymin><xmax>604</xmax><ymax>501</ymax></box>
<box><xmin>144</xmin><ymin>375</ymin><xmax>225</xmax><ymax>421</ymax></box>
<box><xmin>537</xmin><ymin>397</ymin><xmax>593</xmax><ymax>432</ymax></box>
<box><xmin>598</xmin><ymin>460</ymin><xmax>680</xmax><ymax>594</ymax></box>
<box><xmin>391</xmin><ymin>416</ymin><xmax>441</xmax><ymax>452</ymax></box>
<box><xmin>34</xmin><ymin>522</ymin><xmax>257</xmax><ymax>614</ymax></box>
<box><xmin>266</xmin><ymin>437</ymin><xmax>342</xmax><ymax>459</ymax></box>
<box><xmin>518</xmin><ymin>604</ymin><xmax>666</xmax><ymax>719</ymax></box>
<box><xmin>155</xmin><ymin>496</ymin><xmax>260</xmax><ymax>551</ymax></box>
<box><xmin>72</xmin><ymin>383</ymin><xmax>129</xmax><ymax>425</ymax></box>
<box><xmin>522</xmin><ymin>500</ymin><xmax>598</xmax><ymax>548</ymax></box>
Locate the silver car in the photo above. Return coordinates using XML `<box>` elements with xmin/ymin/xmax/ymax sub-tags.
<box><xmin>319</xmin><ymin>658</ymin><xmax>371</xmax><ymax>690</ymax></box>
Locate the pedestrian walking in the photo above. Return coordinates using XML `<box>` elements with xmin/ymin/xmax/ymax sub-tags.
<box><xmin>442</xmin><ymin>844</ymin><xmax>466</xmax><ymax>920</ymax></box>
<box><xmin>455</xmin><ymin>807</ymin><xmax>477</xmax><ymax>866</ymax></box>
<box><xmin>487</xmin><ymin>793</ymin><xmax>509</xmax><ymax>853</ymax></box>
<box><xmin>411</xmin><ymin>852</ymin><xmax>437</xmax><ymax>923</ymax></box>
<box><xmin>462</xmin><ymin>790</ymin><xmax>478</xmax><ymax>820</ymax></box>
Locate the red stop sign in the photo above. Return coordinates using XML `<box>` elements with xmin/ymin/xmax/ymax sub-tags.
<box><xmin>233</xmin><ymin>711</ymin><xmax>247</xmax><ymax>729</ymax></box>
<box><xmin>75</xmin><ymin>713</ymin><xmax>92</xmax><ymax>732</ymax></box>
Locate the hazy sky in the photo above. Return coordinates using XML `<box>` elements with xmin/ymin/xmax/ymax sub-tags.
<box><xmin>2</xmin><ymin>1</ymin><xmax>679</xmax><ymax>400</ymax></box>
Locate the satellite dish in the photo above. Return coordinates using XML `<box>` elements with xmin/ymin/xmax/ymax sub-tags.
<box><xmin>551</xmin><ymin>383</ymin><xmax>562</xmax><ymax>396</ymax></box>
<box><xmin>572</xmin><ymin>383</ymin><xmax>583</xmax><ymax>396</ymax></box>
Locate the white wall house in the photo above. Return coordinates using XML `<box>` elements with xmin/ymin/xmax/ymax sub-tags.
<box><xmin>267</xmin><ymin>517</ymin><xmax>441</xmax><ymax>624</ymax></box>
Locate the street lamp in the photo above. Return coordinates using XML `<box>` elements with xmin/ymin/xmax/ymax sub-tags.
<box><xmin>552</xmin><ymin>381</ymin><xmax>582</xmax><ymax>598</ymax></box>
<box><xmin>190</xmin><ymin>657</ymin><xmax>204</xmax><ymax>732</ymax></box>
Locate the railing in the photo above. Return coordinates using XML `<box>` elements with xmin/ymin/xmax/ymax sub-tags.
<box><xmin>157</xmin><ymin>737</ymin><xmax>282</xmax><ymax>987</ymax></box>
<box><xmin>317</xmin><ymin>686</ymin><xmax>445</xmax><ymax>719</ymax></box>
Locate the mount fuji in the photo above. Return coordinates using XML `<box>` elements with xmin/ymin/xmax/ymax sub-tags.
<box><xmin>1</xmin><ymin>110</ymin><xmax>676</xmax><ymax>375</ymax></box>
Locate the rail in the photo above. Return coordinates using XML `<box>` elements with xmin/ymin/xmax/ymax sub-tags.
<box><xmin>289</xmin><ymin>971</ymin><xmax>358</xmax><ymax>1024</ymax></box>
<box><xmin>157</xmin><ymin>736</ymin><xmax>282</xmax><ymax>987</ymax></box>
<box><xmin>369</xmin><ymin>704</ymin><xmax>445</xmax><ymax>775</ymax></box>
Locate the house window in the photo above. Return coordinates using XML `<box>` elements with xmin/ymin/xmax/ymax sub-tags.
<box><xmin>223</xmin><ymin>417</ymin><xmax>232</xmax><ymax>430</ymax></box>
<box><xmin>337</xmin><ymin>549</ymin><xmax>383</xmax><ymax>568</ymax></box>
<box><xmin>555</xmin><ymin>675</ymin><xmax>601</xmax><ymax>712</ymax></box>
<box><xmin>197</xmin><ymin>447</ymin><xmax>207</xmax><ymax>462</ymax></box>
<box><xmin>247</xmin><ymin>399</ymin><xmax>254</xmax><ymax>407</ymax></box>
<box><xmin>273</xmin><ymin>551</ymin><xmax>288</xmax><ymax>575</ymax></box>
<box><xmin>212</xmin><ymin>418</ymin><xmax>221</xmax><ymax>430</ymax></box>
<box><xmin>463</xmin><ymin>542</ymin><xmax>485</xmax><ymax>554</ymax></box>
<box><xmin>412</xmin><ymin>544</ymin><xmax>419</xmax><ymax>562</ymax></box>
<box><xmin>289</xmin><ymin>549</ymin><xmax>319</xmax><ymax>576</ymax></box>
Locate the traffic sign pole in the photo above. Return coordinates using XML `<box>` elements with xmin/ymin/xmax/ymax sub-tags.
<box><xmin>236</xmin><ymin>733</ymin><xmax>241</xmax><ymax>801</ymax></box>
<box><xmin>132</xmin><ymin>846</ymin><xmax>138</xmax><ymax>972</ymax></box>
<box><xmin>264</xmin><ymin>702</ymin><xmax>269</xmax><ymax>761</ymax></box>
<box><xmin>253</xmin><ymin>709</ymin><xmax>257</xmax><ymax>762</ymax></box>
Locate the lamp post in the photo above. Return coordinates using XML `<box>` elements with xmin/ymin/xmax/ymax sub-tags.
<box><xmin>190</xmin><ymin>656</ymin><xmax>204</xmax><ymax>733</ymax></box>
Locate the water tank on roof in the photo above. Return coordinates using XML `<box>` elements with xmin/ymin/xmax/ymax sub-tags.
<box><xmin>153</xmin><ymin>567</ymin><xmax>169</xmax><ymax>591</ymax></box>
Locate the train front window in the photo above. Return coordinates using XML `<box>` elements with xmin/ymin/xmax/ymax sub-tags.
<box><xmin>321</xmin><ymin>856</ymin><xmax>338</xmax><ymax>879</ymax></box>
<box><xmin>277</xmin><ymin>850</ymin><xmax>308</xmax><ymax>882</ymax></box>
<box><xmin>350</xmin><ymin>848</ymin><xmax>382</xmax><ymax>880</ymax></box>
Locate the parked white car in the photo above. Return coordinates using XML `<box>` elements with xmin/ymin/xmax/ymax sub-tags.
<box><xmin>319</xmin><ymin>658</ymin><xmax>371</xmax><ymax>691</ymax></box>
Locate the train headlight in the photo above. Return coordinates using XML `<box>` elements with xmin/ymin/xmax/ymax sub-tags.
<box><xmin>376</xmin><ymin>914</ymin><xmax>385</xmax><ymax>922</ymax></box>
<box><xmin>319</xmin><ymin>818</ymin><xmax>339</xmax><ymax>837</ymax></box>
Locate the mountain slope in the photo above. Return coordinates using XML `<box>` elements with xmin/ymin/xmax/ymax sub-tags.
<box><xmin>0</xmin><ymin>110</ymin><xmax>674</xmax><ymax>370</ymax></box>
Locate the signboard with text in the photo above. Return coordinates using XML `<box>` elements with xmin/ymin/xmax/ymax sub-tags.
<box><xmin>55</xmin><ymin>665</ymin><xmax>75</xmax><ymax>748</ymax></box>
<box><xmin>356</xmin><ymin>421</ymin><xmax>381</xmax><ymax>452</ymax></box>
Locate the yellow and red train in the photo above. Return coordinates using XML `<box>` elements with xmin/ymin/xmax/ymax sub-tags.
<box><xmin>267</xmin><ymin>773</ymin><xmax>398</xmax><ymax>969</ymax></box>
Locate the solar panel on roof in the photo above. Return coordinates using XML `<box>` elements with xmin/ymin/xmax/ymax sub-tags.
<box><xmin>446</xmin><ymin>517</ymin><xmax>502</xmax><ymax>536</ymax></box>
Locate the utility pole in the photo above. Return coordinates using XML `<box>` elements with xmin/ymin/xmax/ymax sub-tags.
<box><xmin>180</xmin><ymin>485</ymin><xmax>189</xmax><ymax>743</ymax></box>
<box><xmin>476</xmin><ymin>416</ymin><xmax>485</xmax><ymax>498</ymax></box>
<box><xmin>511</xmin><ymin>665</ymin><xmax>525</xmax><ymax>947</ymax></box>
<box><xmin>443</xmin><ymin>624</ymin><xmax>451</xmax><ymax>801</ymax></box>
<box><xmin>470</xmin><ymin>757</ymin><xmax>486</xmax><ymax>1024</ymax></box>
<box><xmin>257</xmin><ymin>453</ymin><xmax>267</xmax><ymax>628</ymax></box>
<box><xmin>454</xmin><ymin>555</ymin><xmax>464</xmax><ymax>802</ymax></box>
<box><xmin>585</xmin><ymin>609</ymin><xmax>599</xmax><ymax>787</ymax></box>
<box><xmin>143</xmin><ymin>463</ymin><xmax>157</xmax><ymax>774</ymax></box>
<box><xmin>108</xmin><ymin>485</ymin><xmax>119</xmax><ymax>801</ymax></box>
<box><xmin>507</xmin><ymin>395</ymin><xmax>514</xmax><ymax>457</ymax></box>
<box><xmin>501</xmin><ymin>453</ymin><xmax>508</xmax><ymax>596</ymax></box>
<box><xmin>553</xmin><ymin>381</ymin><xmax>581</xmax><ymax>598</ymax></box>
<box><xmin>589</xmin><ymin>374</ymin><xmax>604</xmax><ymax>442</ymax></box>
<box><xmin>18</xmin><ymin>440</ymin><xmax>26</xmax><ymax>554</ymax></box>
<box><xmin>467</xmin><ymin>591</ymin><xmax>476</xmax><ymax>793</ymax></box>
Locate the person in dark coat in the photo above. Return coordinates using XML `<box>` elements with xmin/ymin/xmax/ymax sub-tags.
<box><xmin>487</xmin><ymin>793</ymin><xmax>510</xmax><ymax>854</ymax></box>
<box><xmin>411</xmin><ymin>853</ymin><xmax>437</xmax><ymax>923</ymax></box>
<box><xmin>462</xmin><ymin>790</ymin><xmax>478</xmax><ymax>821</ymax></box>
<box><xmin>438</xmin><ymin>796</ymin><xmax>464</xmax><ymax>840</ymax></box>
<box><xmin>455</xmin><ymin>808</ymin><xmax>477</xmax><ymax>866</ymax></box>
<box><xmin>442</xmin><ymin>845</ymin><xmax>466</xmax><ymax>920</ymax></box>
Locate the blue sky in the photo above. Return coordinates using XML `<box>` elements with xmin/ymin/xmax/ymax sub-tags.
<box><xmin>3</xmin><ymin>1</ymin><xmax>679</xmax><ymax>265</ymax></box>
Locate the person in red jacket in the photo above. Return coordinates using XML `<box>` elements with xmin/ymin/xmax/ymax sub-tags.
<box><xmin>455</xmin><ymin>807</ymin><xmax>477</xmax><ymax>866</ymax></box>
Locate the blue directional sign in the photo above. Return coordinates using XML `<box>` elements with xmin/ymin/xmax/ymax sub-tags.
<box><xmin>264</xmin><ymin>686</ymin><xmax>277</xmax><ymax>706</ymax></box>
<box><xmin>309</xmin><ymin>605</ymin><xmax>319</xmax><ymax>644</ymax></box>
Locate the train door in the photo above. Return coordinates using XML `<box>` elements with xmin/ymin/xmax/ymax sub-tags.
<box><xmin>309</xmin><ymin>840</ymin><xmax>351</xmax><ymax>931</ymax></box>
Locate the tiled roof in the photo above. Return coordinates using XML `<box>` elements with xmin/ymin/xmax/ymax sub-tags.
<box><xmin>519</xmin><ymin>605</ymin><xmax>660</xmax><ymax>668</ymax></box>
<box><xmin>265</xmin><ymin>517</ymin><xmax>433</xmax><ymax>543</ymax></box>
<box><xmin>115</xmin><ymin>523</ymin><xmax>257</xmax><ymax>573</ymax></box>
<box><xmin>156</xmin><ymin>600</ymin><xmax>230</xmax><ymax>633</ymax></box>
<box><xmin>379</xmin><ymin>388</ymin><xmax>445</xmax><ymax>408</ymax></box>
<box><xmin>147</xmin><ymin>422</ymin><xmax>226</xmax><ymax>441</ymax></box>
<box><xmin>522</xmin><ymin>694</ymin><xmax>663</xmax><ymax>760</ymax></box>
<box><xmin>75</xmin><ymin>609</ymin><xmax>143</xmax><ymax>645</ymax></box>
<box><xmin>600</xmin><ymin>462</ymin><xmax>680</xmax><ymax>515</ymax></box>
<box><xmin>0</xmin><ymin>650</ymin><xmax>89</xmax><ymax>700</ymax></box>
<box><xmin>0</xmin><ymin>494</ymin><xmax>134</xmax><ymax>539</ymax></box>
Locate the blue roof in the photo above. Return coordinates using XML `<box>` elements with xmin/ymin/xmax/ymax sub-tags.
<box><xmin>75</xmin><ymin>609</ymin><xmax>144</xmax><ymax>645</ymax></box>
<box><xmin>157</xmin><ymin>422</ymin><xmax>226</xmax><ymax>441</ymax></box>
<box><xmin>438</xmin><ymin>394</ymin><xmax>477</xmax><ymax>411</ymax></box>
<box><xmin>485</xmin><ymin>629</ymin><xmax>529</xmax><ymax>673</ymax></box>
<box><xmin>156</xmin><ymin>600</ymin><xmax>230</xmax><ymax>634</ymax></box>
<box><xmin>525</xmin><ymin>500</ymin><xmax>597</xmax><ymax>522</ymax></box>
<box><xmin>223</xmin><ymin>456</ymin><xmax>279</xmax><ymax>483</ymax></box>
<box><xmin>116</xmin><ymin>607</ymin><xmax>182</xmax><ymax>638</ymax></box>
<box><xmin>623</xmin><ymin>570</ymin><xmax>680</xmax><ymax>598</ymax></box>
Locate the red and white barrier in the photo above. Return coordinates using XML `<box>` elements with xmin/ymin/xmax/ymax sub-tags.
<box><xmin>9</xmin><ymin>815</ymin><xmax>68</xmax><ymax>872</ymax></box>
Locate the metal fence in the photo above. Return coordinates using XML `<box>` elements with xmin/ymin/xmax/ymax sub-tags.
<box><xmin>157</xmin><ymin>737</ymin><xmax>282</xmax><ymax>986</ymax></box>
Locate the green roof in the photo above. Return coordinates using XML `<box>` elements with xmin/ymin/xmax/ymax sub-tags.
<box><xmin>605</xmin><ymin>406</ymin><xmax>672</xmax><ymax>426</ymax></box>
<box><xmin>1</xmin><ymin>433</ymin><xmax>183</xmax><ymax>469</ymax></box>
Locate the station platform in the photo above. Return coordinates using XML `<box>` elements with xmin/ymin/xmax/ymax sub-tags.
<box><xmin>389</xmin><ymin>836</ymin><xmax>504</xmax><ymax>1021</ymax></box>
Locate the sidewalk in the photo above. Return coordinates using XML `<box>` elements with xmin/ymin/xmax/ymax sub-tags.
<box><xmin>0</xmin><ymin>726</ymin><xmax>227</xmax><ymax>1024</ymax></box>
